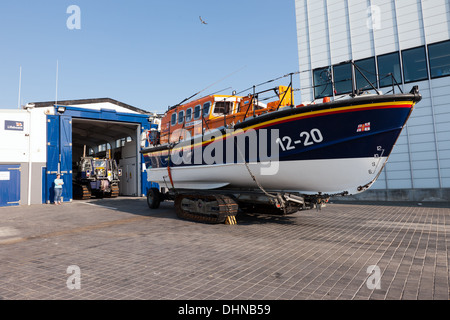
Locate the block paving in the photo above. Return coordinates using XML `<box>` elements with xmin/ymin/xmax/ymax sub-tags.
<box><xmin>0</xmin><ymin>198</ymin><xmax>449</xmax><ymax>300</ymax></box>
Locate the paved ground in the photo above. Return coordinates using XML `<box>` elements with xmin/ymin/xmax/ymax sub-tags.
<box><xmin>0</xmin><ymin>197</ymin><xmax>449</xmax><ymax>300</ymax></box>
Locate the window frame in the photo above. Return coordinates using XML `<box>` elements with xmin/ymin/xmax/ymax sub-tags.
<box><xmin>171</xmin><ymin>112</ymin><xmax>177</xmax><ymax>126</ymax></box>
<box><xmin>185</xmin><ymin>107</ymin><xmax>193</xmax><ymax>123</ymax></box>
<box><xmin>401</xmin><ymin>45</ymin><xmax>429</xmax><ymax>84</ymax></box>
<box><xmin>202</xmin><ymin>102</ymin><xmax>211</xmax><ymax>118</ymax></box>
<box><xmin>178</xmin><ymin>110</ymin><xmax>185</xmax><ymax>125</ymax></box>
<box><xmin>354</xmin><ymin>57</ymin><xmax>377</xmax><ymax>91</ymax></box>
<box><xmin>377</xmin><ymin>51</ymin><xmax>403</xmax><ymax>88</ymax></box>
<box><xmin>193</xmin><ymin>105</ymin><xmax>201</xmax><ymax>120</ymax></box>
<box><xmin>313</xmin><ymin>66</ymin><xmax>333</xmax><ymax>100</ymax></box>
<box><xmin>333</xmin><ymin>62</ymin><xmax>353</xmax><ymax>95</ymax></box>
<box><xmin>213</xmin><ymin>101</ymin><xmax>234</xmax><ymax>116</ymax></box>
<box><xmin>428</xmin><ymin>39</ymin><xmax>450</xmax><ymax>80</ymax></box>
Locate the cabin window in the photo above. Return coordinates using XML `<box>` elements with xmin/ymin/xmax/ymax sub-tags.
<box><xmin>178</xmin><ymin>110</ymin><xmax>185</xmax><ymax>124</ymax></box>
<box><xmin>254</xmin><ymin>103</ymin><xmax>265</xmax><ymax>111</ymax></box>
<box><xmin>186</xmin><ymin>108</ymin><xmax>193</xmax><ymax>122</ymax></box>
<box><xmin>402</xmin><ymin>46</ymin><xmax>428</xmax><ymax>83</ymax></box>
<box><xmin>203</xmin><ymin>102</ymin><xmax>211</xmax><ymax>117</ymax></box>
<box><xmin>355</xmin><ymin>57</ymin><xmax>377</xmax><ymax>91</ymax></box>
<box><xmin>313</xmin><ymin>67</ymin><xmax>333</xmax><ymax>99</ymax></box>
<box><xmin>194</xmin><ymin>105</ymin><xmax>201</xmax><ymax>119</ymax></box>
<box><xmin>428</xmin><ymin>40</ymin><xmax>450</xmax><ymax>79</ymax></box>
<box><xmin>333</xmin><ymin>62</ymin><xmax>353</xmax><ymax>95</ymax></box>
<box><xmin>171</xmin><ymin>113</ymin><xmax>177</xmax><ymax>126</ymax></box>
<box><xmin>213</xmin><ymin>101</ymin><xmax>234</xmax><ymax>116</ymax></box>
<box><xmin>378</xmin><ymin>52</ymin><xmax>402</xmax><ymax>87</ymax></box>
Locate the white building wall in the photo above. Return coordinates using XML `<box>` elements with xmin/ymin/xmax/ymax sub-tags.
<box><xmin>0</xmin><ymin>108</ymin><xmax>49</xmax><ymax>205</ymax></box>
<box><xmin>328</xmin><ymin>1</ymin><xmax>353</xmax><ymax>64</ymax></box>
<box><xmin>372</xmin><ymin>0</ymin><xmax>399</xmax><ymax>55</ymax></box>
<box><xmin>0</xmin><ymin>108</ymin><xmax>47</xmax><ymax>163</ymax></box>
<box><xmin>295</xmin><ymin>0</ymin><xmax>450</xmax><ymax>200</ymax></box>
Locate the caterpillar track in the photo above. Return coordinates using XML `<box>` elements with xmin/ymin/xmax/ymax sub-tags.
<box><xmin>174</xmin><ymin>194</ymin><xmax>239</xmax><ymax>224</ymax></box>
<box><xmin>106</xmin><ymin>184</ymin><xmax>120</xmax><ymax>198</ymax></box>
<box><xmin>81</xmin><ymin>185</ymin><xmax>92</xmax><ymax>200</ymax></box>
<box><xmin>74</xmin><ymin>184</ymin><xmax>92</xmax><ymax>200</ymax></box>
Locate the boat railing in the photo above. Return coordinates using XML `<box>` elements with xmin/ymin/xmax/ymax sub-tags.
<box><xmin>155</xmin><ymin>63</ymin><xmax>407</xmax><ymax>148</ymax></box>
<box><xmin>313</xmin><ymin>60</ymin><xmax>404</xmax><ymax>102</ymax></box>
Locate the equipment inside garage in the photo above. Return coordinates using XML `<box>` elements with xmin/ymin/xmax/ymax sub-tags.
<box><xmin>71</xmin><ymin>118</ymin><xmax>141</xmax><ymax>199</ymax></box>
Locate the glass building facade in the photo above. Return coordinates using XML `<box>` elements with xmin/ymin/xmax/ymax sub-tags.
<box><xmin>295</xmin><ymin>0</ymin><xmax>450</xmax><ymax>201</ymax></box>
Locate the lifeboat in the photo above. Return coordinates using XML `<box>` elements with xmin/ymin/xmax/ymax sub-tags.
<box><xmin>140</xmin><ymin>69</ymin><xmax>422</xmax><ymax>223</ymax></box>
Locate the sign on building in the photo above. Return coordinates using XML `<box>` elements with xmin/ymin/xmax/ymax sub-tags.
<box><xmin>4</xmin><ymin>121</ymin><xmax>24</xmax><ymax>131</ymax></box>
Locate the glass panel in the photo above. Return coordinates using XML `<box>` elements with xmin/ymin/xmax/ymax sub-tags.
<box><xmin>378</xmin><ymin>52</ymin><xmax>402</xmax><ymax>87</ymax></box>
<box><xmin>194</xmin><ymin>105</ymin><xmax>201</xmax><ymax>119</ymax></box>
<box><xmin>214</xmin><ymin>101</ymin><xmax>233</xmax><ymax>115</ymax></box>
<box><xmin>93</xmin><ymin>160</ymin><xmax>106</xmax><ymax>168</ymax></box>
<box><xmin>313</xmin><ymin>67</ymin><xmax>333</xmax><ymax>99</ymax></box>
<box><xmin>186</xmin><ymin>108</ymin><xmax>192</xmax><ymax>122</ymax></box>
<box><xmin>355</xmin><ymin>58</ymin><xmax>377</xmax><ymax>91</ymax></box>
<box><xmin>203</xmin><ymin>102</ymin><xmax>211</xmax><ymax>117</ymax></box>
<box><xmin>333</xmin><ymin>63</ymin><xmax>353</xmax><ymax>95</ymax></box>
<box><xmin>171</xmin><ymin>113</ymin><xmax>177</xmax><ymax>126</ymax></box>
<box><xmin>402</xmin><ymin>46</ymin><xmax>428</xmax><ymax>83</ymax></box>
<box><xmin>178</xmin><ymin>110</ymin><xmax>184</xmax><ymax>124</ymax></box>
<box><xmin>428</xmin><ymin>40</ymin><xmax>450</xmax><ymax>79</ymax></box>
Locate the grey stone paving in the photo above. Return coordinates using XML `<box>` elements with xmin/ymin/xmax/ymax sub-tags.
<box><xmin>0</xmin><ymin>198</ymin><xmax>449</xmax><ymax>300</ymax></box>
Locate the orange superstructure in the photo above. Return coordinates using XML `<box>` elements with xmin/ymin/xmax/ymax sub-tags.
<box><xmin>159</xmin><ymin>86</ymin><xmax>293</xmax><ymax>144</ymax></box>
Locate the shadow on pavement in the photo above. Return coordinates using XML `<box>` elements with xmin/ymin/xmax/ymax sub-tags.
<box><xmin>75</xmin><ymin>196</ymin><xmax>304</xmax><ymax>225</ymax></box>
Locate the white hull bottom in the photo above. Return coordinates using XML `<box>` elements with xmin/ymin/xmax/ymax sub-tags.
<box><xmin>146</xmin><ymin>157</ymin><xmax>389</xmax><ymax>196</ymax></box>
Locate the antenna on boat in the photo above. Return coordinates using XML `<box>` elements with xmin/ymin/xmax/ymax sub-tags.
<box><xmin>170</xmin><ymin>66</ymin><xmax>247</xmax><ymax>109</ymax></box>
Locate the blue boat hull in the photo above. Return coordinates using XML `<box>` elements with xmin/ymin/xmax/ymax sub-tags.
<box><xmin>142</xmin><ymin>96</ymin><xmax>417</xmax><ymax>195</ymax></box>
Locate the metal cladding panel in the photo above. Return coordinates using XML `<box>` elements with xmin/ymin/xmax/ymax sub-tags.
<box><xmin>60</xmin><ymin>116</ymin><xmax>73</xmax><ymax>202</ymax></box>
<box><xmin>0</xmin><ymin>165</ymin><xmax>21</xmax><ymax>207</ymax></box>
<box><xmin>44</xmin><ymin>114</ymin><xmax>74</xmax><ymax>202</ymax></box>
<box><xmin>45</xmin><ymin>115</ymin><xmax>60</xmax><ymax>203</ymax></box>
<box><xmin>47</xmin><ymin>115</ymin><xmax>60</xmax><ymax>172</ymax></box>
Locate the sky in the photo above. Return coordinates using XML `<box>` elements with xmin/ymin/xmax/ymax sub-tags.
<box><xmin>0</xmin><ymin>0</ymin><xmax>300</xmax><ymax>114</ymax></box>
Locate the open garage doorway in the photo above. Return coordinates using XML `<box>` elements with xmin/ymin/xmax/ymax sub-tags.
<box><xmin>71</xmin><ymin>118</ymin><xmax>140</xmax><ymax>199</ymax></box>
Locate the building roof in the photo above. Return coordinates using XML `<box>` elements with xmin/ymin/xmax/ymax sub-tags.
<box><xmin>31</xmin><ymin>98</ymin><xmax>151</xmax><ymax>115</ymax></box>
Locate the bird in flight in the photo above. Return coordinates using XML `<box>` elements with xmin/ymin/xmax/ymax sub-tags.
<box><xmin>199</xmin><ymin>16</ymin><xmax>208</xmax><ymax>25</ymax></box>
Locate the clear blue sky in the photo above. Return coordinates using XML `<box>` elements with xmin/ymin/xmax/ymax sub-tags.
<box><xmin>0</xmin><ymin>0</ymin><xmax>299</xmax><ymax>113</ymax></box>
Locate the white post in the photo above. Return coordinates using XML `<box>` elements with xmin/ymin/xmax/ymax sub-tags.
<box><xmin>27</xmin><ymin>108</ymin><xmax>32</xmax><ymax>206</ymax></box>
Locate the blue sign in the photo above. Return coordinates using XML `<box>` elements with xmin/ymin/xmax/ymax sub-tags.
<box><xmin>5</xmin><ymin>120</ymin><xmax>24</xmax><ymax>131</ymax></box>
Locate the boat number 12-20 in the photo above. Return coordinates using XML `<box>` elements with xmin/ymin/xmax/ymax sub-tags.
<box><xmin>276</xmin><ymin>129</ymin><xmax>324</xmax><ymax>152</ymax></box>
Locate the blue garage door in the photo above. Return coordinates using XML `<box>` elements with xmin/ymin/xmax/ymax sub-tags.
<box><xmin>0</xmin><ymin>165</ymin><xmax>21</xmax><ymax>207</ymax></box>
<box><xmin>60</xmin><ymin>115</ymin><xmax>73</xmax><ymax>202</ymax></box>
<box><xmin>45</xmin><ymin>115</ymin><xmax>73</xmax><ymax>203</ymax></box>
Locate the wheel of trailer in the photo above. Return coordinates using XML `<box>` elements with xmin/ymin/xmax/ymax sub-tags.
<box><xmin>147</xmin><ymin>188</ymin><xmax>161</xmax><ymax>209</ymax></box>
